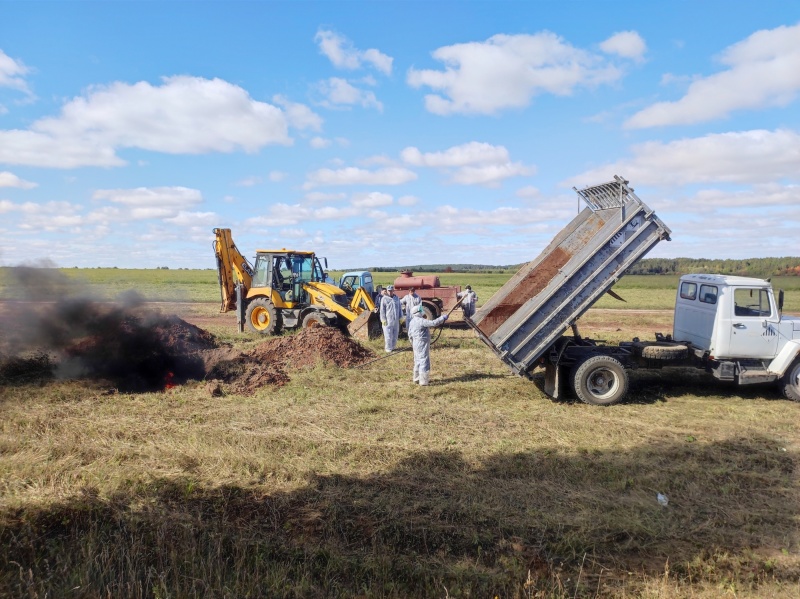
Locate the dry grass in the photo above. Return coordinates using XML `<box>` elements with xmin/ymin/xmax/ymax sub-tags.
<box><xmin>1</xmin><ymin>306</ymin><xmax>799</xmax><ymax>598</ymax></box>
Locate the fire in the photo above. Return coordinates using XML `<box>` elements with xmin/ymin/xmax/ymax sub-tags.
<box><xmin>164</xmin><ymin>371</ymin><xmax>176</xmax><ymax>390</ymax></box>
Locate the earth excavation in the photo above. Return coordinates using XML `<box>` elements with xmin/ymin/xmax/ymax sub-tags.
<box><xmin>0</xmin><ymin>299</ymin><xmax>375</xmax><ymax>395</ymax></box>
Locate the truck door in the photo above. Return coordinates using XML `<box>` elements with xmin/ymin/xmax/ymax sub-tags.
<box><xmin>728</xmin><ymin>287</ymin><xmax>779</xmax><ymax>359</ymax></box>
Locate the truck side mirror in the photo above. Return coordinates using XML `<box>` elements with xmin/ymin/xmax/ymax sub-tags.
<box><xmin>778</xmin><ymin>289</ymin><xmax>784</xmax><ymax>313</ymax></box>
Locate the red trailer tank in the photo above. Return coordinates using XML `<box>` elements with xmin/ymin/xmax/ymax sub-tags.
<box><xmin>392</xmin><ymin>270</ymin><xmax>461</xmax><ymax>319</ymax></box>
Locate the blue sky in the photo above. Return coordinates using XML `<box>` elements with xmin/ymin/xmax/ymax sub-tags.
<box><xmin>1</xmin><ymin>1</ymin><xmax>798</xmax><ymax>269</ymax></box>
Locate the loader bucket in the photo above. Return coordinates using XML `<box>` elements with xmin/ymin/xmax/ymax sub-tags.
<box><xmin>348</xmin><ymin>310</ymin><xmax>381</xmax><ymax>341</ymax></box>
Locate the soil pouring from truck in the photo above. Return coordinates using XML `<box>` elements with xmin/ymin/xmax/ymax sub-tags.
<box><xmin>393</xmin><ymin>271</ymin><xmax>461</xmax><ymax>319</ymax></box>
<box><xmin>467</xmin><ymin>175</ymin><xmax>800</xmax><ymax>406</ymax></box>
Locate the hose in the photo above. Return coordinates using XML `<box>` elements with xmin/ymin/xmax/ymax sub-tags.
<box><xmin>352</xmin><ymin>295</ymin><xmax>468</xmax><ymax>369</ymax></box>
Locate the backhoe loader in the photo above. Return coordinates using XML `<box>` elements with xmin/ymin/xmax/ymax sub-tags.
<box><xmin>212</xmin><ymin>228</ymin><xmax>381</xmax><ymax>339</ymax></box>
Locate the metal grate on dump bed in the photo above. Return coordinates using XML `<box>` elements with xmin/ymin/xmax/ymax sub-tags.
<box><xmin>573</xmin><ymin>174</ymin><xmax>634</xmax><ymax>211</ymax></box>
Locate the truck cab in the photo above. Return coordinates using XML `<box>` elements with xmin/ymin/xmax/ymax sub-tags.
<box><xmin>673</xmin><ymin>274</ymin><xmax>798</xmax><ymax>360</ymax></box>
<box><xmin>672</xmin><ymin>274</ymin><xmax>800</xmax><ymax>397</ymax></box>
<box><xmin>339</xmin><ymin>271</ymin><xmax>374</xmax><ymax>296</ymax></box>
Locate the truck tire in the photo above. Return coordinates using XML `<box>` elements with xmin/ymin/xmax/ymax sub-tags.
<box><xmin>571</xmin><ymin>355</ymin><xmax>629</xmax><ymax>406</ymax></box>
<box><xmin>245</xmin><ymin>298</ymin><xmax>281</xmax><ymax>335</ymax></box>
<box><xmin>781</xmin><ymin>358</ymin><xmax>800</xmax><ymax>402</ymax></box>
<box><xmin>421</xmin><ymin>301</ymin><xmax>438</xmax><ymax>320</ymax></box>
<box><xmin>302</xmin><ymin>312</ymin><xmax>330</xmax><ymax>330</ymax></box>
<box><xmin>632</xmin><ymin>341</ymin><xmax>688</xmax><ymax>360</ymax></box>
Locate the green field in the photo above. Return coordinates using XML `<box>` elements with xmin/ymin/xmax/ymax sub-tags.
<box><xmin>2</xmin><ymin>268</ymin><xmax>800</xmax><ymax>597</ymax></box>
<box><xmin>2</xmin><ymin>267</ymin><xmax>799</xmax><ymax>311</ymax></box>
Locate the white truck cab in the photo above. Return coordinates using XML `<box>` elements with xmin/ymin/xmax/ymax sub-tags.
<box><xmin>673</xmin><ymin>274</ymin><xmax>800</xmax><ymax>398</ymax></box>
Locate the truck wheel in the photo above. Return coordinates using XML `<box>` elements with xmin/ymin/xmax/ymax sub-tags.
<box><xmin>421</xmin><ymin>302</ymin><xmax>438</xmax><ymax>320</ymax></box>
<box><xmin>301</xmin><ymin>312</ymin><xmax>329</xmax><ymax>330</ymax></box>
<box><xmin>245</xmin><ymin>298</ymin><xmax>281</xmax><ymax>335</ymax></box>
<box><xmin>633</xmin><ymin>342</ymin><xmax>688</xmax><ymax>360</ymax></box>
<box><xmin>571</xmin><ymin>355</ymin><xmax>629</xmax><ymax>406</ymax></box>
<box><xmin>781</xmin><ymin>358</ymin><xmax>800</xmax><ymax>402</ymax></box>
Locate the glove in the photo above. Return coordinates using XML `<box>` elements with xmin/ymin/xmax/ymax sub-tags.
<box><xmin>442</xmin><ymin>314</ymin><xmax>449</xmax><ymax>321</ymax></box>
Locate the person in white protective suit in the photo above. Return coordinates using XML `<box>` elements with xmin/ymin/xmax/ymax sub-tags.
<box><xmin>407</xmin><ymin>303</ymin><xmax>448</xmax><ymax>385</ymax></box>
<box><xmin>400</xmin><ymin>286</ymin><xmax>422</xmax><ymax>316</ymax></box>
<box><xmin>457</xmin><ymin>285</ymin><xmax>478</xmax><ymax>319</ymax></box>
<box><xmin>379</xmin><ymin>285</ymin><xmax>402</xmax><ymax>352</ymax></box>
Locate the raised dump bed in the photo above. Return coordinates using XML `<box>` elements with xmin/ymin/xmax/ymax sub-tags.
<box><xmin>469</xmin><ymin>175</ymin><xmax>671</xmax><ymax>378</ymax></box>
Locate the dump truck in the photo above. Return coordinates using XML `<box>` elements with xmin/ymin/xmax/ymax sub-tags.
<box><xmin>467</xmin><ymin>175</ymin><xmax>800</xmax><ymax>405</ymax></box>
<box><xmin>212</xmin><ymin>228</ymin><xmax>381</xmax><ymax>339</ymax></box>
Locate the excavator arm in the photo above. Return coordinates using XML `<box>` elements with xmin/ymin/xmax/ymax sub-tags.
<box><xmin>212</xmin><ymin>228</ymin><xmax>254</xmax><ymax>312</ymax></box>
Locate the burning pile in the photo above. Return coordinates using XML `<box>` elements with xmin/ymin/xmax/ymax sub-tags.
<box><xmin>0</xmin><ymin>296</ymin><xmax>374</xmax><ymax>394</ymax></box>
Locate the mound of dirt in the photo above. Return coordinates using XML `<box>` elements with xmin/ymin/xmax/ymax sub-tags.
<box><xmin>206</xmin><ymin>327</ymin><xmax>374</xmax><ymax>395</ymax></box>
<box><xmin>59</xmin><ymin>310</ymin><xmax>219</xmax><ymax>392</ymax></box>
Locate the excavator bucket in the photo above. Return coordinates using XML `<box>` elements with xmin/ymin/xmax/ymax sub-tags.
<box><xmin>347</xmin><ymin>310</ymin><xmax>381</xmax><ymax>341</ymax></box>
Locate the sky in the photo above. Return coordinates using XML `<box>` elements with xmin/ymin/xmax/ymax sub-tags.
<box><xmin>1</xmin><ymin>1</ymin><xmax>799</xmax><ymax>270</ymax></box>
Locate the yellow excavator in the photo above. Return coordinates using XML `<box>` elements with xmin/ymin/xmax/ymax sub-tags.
<box><xmin>212</xmin><ymin>228</ymin><xmax>381</xmax><ymax>339</ymax></box>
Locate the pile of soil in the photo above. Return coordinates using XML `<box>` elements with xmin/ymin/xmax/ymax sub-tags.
<box><xmin>207</xmin><ymin>327</ymin><xmax>374</xmax><ymax>395</ymax></box>
<box><xmin>1</xmin><ymin>302</ymin><xmax>374</xmax><ymax>395</ymax></box>
<box><xmin>59</xmin><ymin>312</ymin><xmax>220</xmax><ymax>392</ymax></box>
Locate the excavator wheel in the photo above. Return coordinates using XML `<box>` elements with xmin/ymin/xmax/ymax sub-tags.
<box><xmin>245</xmin><ymin>298</ymin><xmax>281</xmax><ymax>335</ymax></box>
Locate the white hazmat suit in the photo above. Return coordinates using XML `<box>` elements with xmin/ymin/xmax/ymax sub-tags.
<box><xmin>407</xmin><ymin>305</ymin><xmax>448</xmax><ymax>385</ymax></box>
<box><xmin>400</xmin><ymin>291</ymin><xmax>422</xmax><ymax>316</ymax></box>
<box><xmin>457</xmin><ymin>287</ymin><xmax>478</xmax><ymax>319</ymax></box>
<box><xmin>379</xmin><ymin>292</ymin><xmax>402</xmax><ymax>352</ymax></box>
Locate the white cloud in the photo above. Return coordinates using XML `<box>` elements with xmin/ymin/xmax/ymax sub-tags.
<box><xmin>516</xmin><ymin>185</ymin><xmax>540</xmax><ymax>199</ymax></box>
<box><xmin>304</xmin><ymin>191</ymin><xmax>348</xmax><ymax>203</ymax></box>
<box><xmin>280</xmin><ymin>228</ymin><xmax>308</xmax><ymax>238</ymax></box>
<box><xmin>249</xmin><ymin>202</ymin><xmax>361</xmax><ymax>226</ymax></box>
<box><xmin>626</xmin><ymin>22</ymin><xmax>800</xmax><ymax>128</ymax></box>
<box><xmin>303</xmin><ymin>166</ymin><xmax>417</xmax><ymax>189</ymax></box>
<box><xmin>315</xmin><ymin>29</ymin><xmax>393</xmax><ymax>75</ymax></box>
<box><xmin>566</xmin><ymin>128</ymin><xmax>800</xmax><ymax>187</ymax></box>
<box><xmin>351</xmin><ymin>191</ymin><xmax>393</xmax><ymax>208</ymax></box>
<box><xmin>401</xmin><ymin>142</ymin><xmax>534</xmax><ymax>186</ymax></box>
<box><xmin>269</xmin><ymin>171</ymin><xmax>288</xmax><ymax>182</ymax></box>
<box><xmin>317</xmin><ymin>77</ymin><xmax>383</xmax><ymax>111</ymax></box>
<box><xmin>0</xmin><ymin>76</ymin><xmax>292</xmax><ymax>168</ymax></box>
<box><xmin>0</xmin><ymin>171</ymin><xmax>37</xmax><ymax>189</ymax></box>
<box><xmin>667</xmin><ymin>183</ymin><xmax>800</xmax><ymax>211</ymax></box>
<box><xmin>407</xmin><ymin>32</ymin><xmax>624</xmax><ymax>115</ymax></box>
<box><xmin>310</xmin><ymin>136</ymin><xmax>332</xmax><ymax>149</ymax></box>
<box><xmin>272</xmin><ymin>94</ymin><xmax>323</xmax><ymax>131</ymax></box>
<box><xmin>0</xmin><ymin>49</ymin><xmax>32</xmax><ymax>95</ymax></box>
<box><xmin>164</xmin><ymin>210</ymin><xmax>218</xmax><ymax>227</ymax></box>
<box><xmin>450</xmin><ymin>163</ymin><xmax>534</xmax><ymax>187</ymax></box>
<box><xmin>92</xmin><ymin>186</ymin><xmax>203</xmax><ymax>220</ymax></box>
<box><xmin>600</xmin><ymin>31</ymin><xmax>646</xmax><ymax>62</ymax></box>
<box><xmin>397</xmin><ymin>195</ymin><xmax>419</xmax><ymax>206</ymax></box>
<box><xmin>0</xmin><ymin>200</ymin><xmax>84</xmax><ymax>231</ymax></box>
<box><xmin>401</xmin><ymin>141</ymin><xmax>509</xmax><ymax>167</ymax></box>
<box><xmin>235</xmin><ymin>176</ymin><xmax>262</xmax><ymax>187</ymax></box>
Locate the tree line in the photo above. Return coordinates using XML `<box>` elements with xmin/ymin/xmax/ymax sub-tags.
<box><xmin>363</xmin><ymin>257</ymin><xmax>800</xmax><ymax>277</ymax></box>
<box><xmin>627</xmin><ymin>257</ymin><xmax>800</xmax><ymax>277</ymax></box>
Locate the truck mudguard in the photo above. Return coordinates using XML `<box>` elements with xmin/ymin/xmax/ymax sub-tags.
<box><xmin>768</xmin><ymin>340</ymin><xmax>800</xmax><ymax>377</ymax></box>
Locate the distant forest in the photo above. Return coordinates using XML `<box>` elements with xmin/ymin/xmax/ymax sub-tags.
<box><xmin>368</xmin><ymin>257</ymin><xmax>800</xmax><ymax>277</ymax></box>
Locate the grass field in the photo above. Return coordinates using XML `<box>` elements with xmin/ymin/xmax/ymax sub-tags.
<box><xmin>1</xmin><ymin>269</ymin><xmax>800</xmax><ymax>598</ymax></box>
<box><xmin>2</xmin><ymin>267</ymin><xmax>799</xmax><ymax>311</ymax></box>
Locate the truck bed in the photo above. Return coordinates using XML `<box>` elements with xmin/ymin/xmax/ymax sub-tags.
<box><xmin>468</xmin><ymin>176</ymin><xmax>671</xmax><ymax>376</ymax></box>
